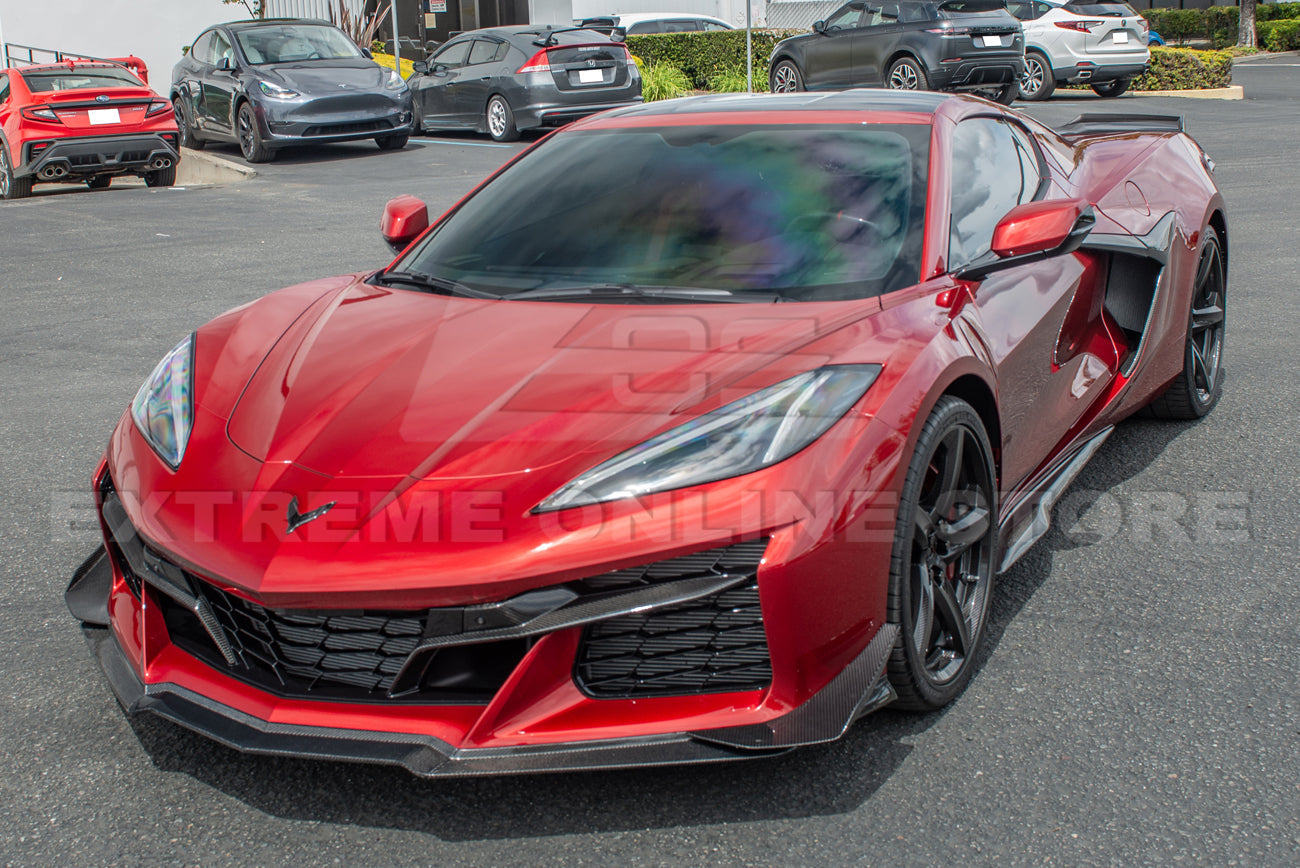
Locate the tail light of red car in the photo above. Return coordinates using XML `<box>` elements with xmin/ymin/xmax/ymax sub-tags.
<box><xmin>145</xmin><ymin>100</ymin><xmax>172</xmax><ymax>117</ymax></box>
<box><xmin>21</xmin><ymin>106</ymin><xmax>62</xmax><ymax>123</ymax></box>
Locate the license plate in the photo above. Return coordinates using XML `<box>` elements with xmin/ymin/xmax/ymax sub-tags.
<box><xmin>1113</xmin><ymin>31</ymin><xmax>1129</xmax><ymax>43</ymax></box>
<box><xmin>88</xmin><ymin>108</ymin><xmax>121</xmax><ymax>125</ymax></box>
<box><xmin>980</xmin><ymin>35</ymin><xmax>1003</xmax><ymax>48</ymax></box>
<box><xmin>578</xmin><ymin>68</ymin><xmax>603</xmax><ymax>84</ymax></box>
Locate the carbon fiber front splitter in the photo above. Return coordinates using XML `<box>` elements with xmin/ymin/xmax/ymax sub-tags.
<box><xmin>85</xmin><ymin>621</ymin><xmax>899</xmax><ymax>778</ymax></box>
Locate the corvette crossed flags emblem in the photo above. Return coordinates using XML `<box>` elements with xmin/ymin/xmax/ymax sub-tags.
<box><xmin>286</xmin><ymin>496</ymin><xmax>336</xmax><ymax>533</ymax></box>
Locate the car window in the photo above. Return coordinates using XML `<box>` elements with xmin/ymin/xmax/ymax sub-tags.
<box><xmin>949</xmin><ymin>118</ymin><xmax>1042</xmax><ymax>269</ymax></box>
<box><xmin>212</xmin><ymin>32</ymin><xmax>234</xmax><ymax>66</ymax></box>
<box><xmin>663</xmin><ymin>19</ymin><xmax>701</xmax><ymax>32</ymax></box>
<box><xmin>1063</xmin><ymin>1</ymin><xmax>1135</xmax><ymax>15</ymax></box>
<box><xmin>0</xmin><ymin>74</ymin><xmax>9</xmax><ymax>105</ymax></box>
<box><xmin>865</xmin><ymin>4</ymin><xmax>902</xmax><ymax>26</ymax></box>
<box><xmin>236</xmin><ymin>24</ymin><xmax>361</xmax><ymax>64</ymax></box>
<box><xmin>704</xmin><ymin>21</ymin><xmax>731</xmax><ymax>30</ymax></box>
<box><xmin>19</xmin><ymin>66</ymin><xmax>143</xmax><ymax>92</ymax></box>
<box><xmin>467</xmin><ymin>39</ymin><xmax>504</xmax><ymax>65</ymax></box>
<box><xmin>824</xmin><ymin>2</ymin><xmax>867</xmax><ymax>30</ymax></box>
<box><xmin>398</xmin><ymin>123</ymin><xmax>932</xmax><ymax>302</ymax></box>
<box><xmin>626</xmin><ymin>21</ymin><xmax>661</xmax><ymax>34</ymax></box>
<box><xmin>190</xmin><ymin>32</ymin><xmax>214</xmax><ymax>64</ymax></box>
<box><xmin>432</xmin><ymin>40</ymin><xmax>472</xmax><ymax>68</ymax></box>
<box><xmin>899</xmin><ymin>2</ymin><xmax>932</xmax><ymax>22</ymax></box>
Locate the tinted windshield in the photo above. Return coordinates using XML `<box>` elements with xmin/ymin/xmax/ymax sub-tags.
<box><xmin>235</xmin><ymin>24</ymin><xmax>362</xmax><ymax>64</ymax></box>
<box><xmin>20</xmin><ymin>67</ymin><xmax>142</xmax><ymax>92</ymax></box>
<box><xmin>397</xmin><ymin>124</ymin><xmax>930</xmax><ymax>302</ymax></box>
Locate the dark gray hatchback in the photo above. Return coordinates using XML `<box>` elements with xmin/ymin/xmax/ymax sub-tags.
<box><xmin>410</xmin><ymin>26</ymin><xmax>643</xmax><ymax>142</ymax></box>
<box><xmin>769</xmin><ymin>0</ymin><xmax>1024</xmax><ymax>104</ymax></box>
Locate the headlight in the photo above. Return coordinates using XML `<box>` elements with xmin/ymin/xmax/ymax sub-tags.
<box><xmin>384</xmin><ymin>68</ymin><xmax>408</xmax><ymax>90</ymax></box>
<box><xmin>536</xmin><ymin>364</ymin><xmax>881</xmax><ymax>512</ymax></box>
<box><xmin>130</xmin><ymin>334</ymin><xmax>194</xmax><ymax>470</ymax></box>
<box><xmin>258</xmin><ymin>80</ymin><xmax>299</xmax><ymax>99</ymax></box>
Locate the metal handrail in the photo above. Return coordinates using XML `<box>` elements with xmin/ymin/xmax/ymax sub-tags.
<box><xmin>2</xmin><ymin>43</ymin><xmax>150</xmax><ymax>83</ymax></box>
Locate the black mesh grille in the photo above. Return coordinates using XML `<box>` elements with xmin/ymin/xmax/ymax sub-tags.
<box><xmin>575</xmin><ymin>539</ymin><xmax>772</xmax><ymax>698</ymax></box>
<box><xmin>199</xmin><ymin>583</ymin><xmax>424</xmax><ymax>696</ymax></box>
<box><xmin>302</xmin><ymin>120</ymin><xmax>389</xmax><ymax>137</ymax></box>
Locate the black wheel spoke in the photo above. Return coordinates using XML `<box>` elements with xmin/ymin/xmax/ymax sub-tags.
<box><xmin>936</xmin><ymin>427</ymin><xmax>965</xmax><ymax>494</ymax></box>
<box><xmin>1191</xmin><ymin>302</ymin><xmax>1224</xmax><ymax>332</ymax></box>
<box><xmin>912</xmin><ymin>568</ymin><xmax>935</xmax><ymax>654</ymax></box>
<box><xmin>1194</xmin><ymin>244</ymin><xmax>1218</xmax><ymax>289</ymax></box>
<box><xmin>938</xmin><ymin>505</ymin><xmax>991</xmax><ymax>563</ymax></box>
<box><xmin>932</xmin><ymin>578</ymin><xmax>971</xmax><ymax>657</ymax></box>
<box><xmin>1191</xmin><ymin>341</ymin><xmax>1211</xmax><ymax>391</ymax></box>
<box><xmin>915</xmin><ymin>506</ymin><xmax>936</xmax><ymax>540</ymax></box>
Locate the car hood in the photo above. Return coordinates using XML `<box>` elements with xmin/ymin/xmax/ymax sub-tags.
<box><xmin>258</xmin><ymin>59</ymin><xmax>391</xmax><ymax>95</ymax></box>
<box><xmin>222</xmin><ymin>277</ymin><xmax>876</xmax><ymax>482</ymax></box>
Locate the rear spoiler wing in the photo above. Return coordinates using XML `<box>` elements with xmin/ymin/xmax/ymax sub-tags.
<box><xmin>1056</xmin><ymin>114</ymin><xmax>1184</xmax><ymax>137</ymax></box>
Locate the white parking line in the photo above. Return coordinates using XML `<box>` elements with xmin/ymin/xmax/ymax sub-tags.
<box><xmin>411</xmin><ymin>138</ymin><xmax>517</xmax><ymax>148</ymax></box>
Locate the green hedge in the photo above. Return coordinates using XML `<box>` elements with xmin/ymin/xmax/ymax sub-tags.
<box><xmin>1133</xmin><ymin>46</ymin><xmax>1233</xmax><ymax>90</ymax></box>
<box><xmin>625</xmin><ymin>29</ymin><xmax>800</xmax><ymax>90</ymax></box>
<box><xmin>1258</xmin><ymin>18</ymin><xmax>1300</xmax><ymax>51</ymax></box>
<box><xmin>1145</xmin><ymin>3</ymin><xmax>1300</xmax><ymax>49</ymax></box>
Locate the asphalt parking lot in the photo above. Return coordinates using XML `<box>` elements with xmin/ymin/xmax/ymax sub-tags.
<box><xmin>2</xmin><ymin>58</ymin><xmax>1299</xmax><ymax>866</ymax></box>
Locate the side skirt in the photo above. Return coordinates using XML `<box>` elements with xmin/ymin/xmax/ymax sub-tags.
<box><xmin>996</xmin><ymin>426</ymin><xmax>1114</xmax><ymax>573</ymax></box>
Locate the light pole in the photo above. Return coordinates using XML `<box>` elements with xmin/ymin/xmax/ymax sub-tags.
<box><xmin>390</xmin><ymin>0</ymin><xmax>402</xmax><ymax>70</ymax></box>
<box><xmin>746</xmin><ymin>0</ymin><xmax>753</xmax><ymax>92</ymax></box>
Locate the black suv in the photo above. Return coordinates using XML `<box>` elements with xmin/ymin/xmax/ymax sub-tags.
<box><xmin>769</xmin><ymin>0</ymin><xmax>1024</xmax><ymax>104</ymax></box>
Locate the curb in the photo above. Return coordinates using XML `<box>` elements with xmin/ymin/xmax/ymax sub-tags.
<box><xmin>1135</xmin><ymin>85</ymin><xmax>1244</xmax><ymax>99</ymax></box>
<box><xmin>177</xmin><ymin>148</ymin><xmax>257</xmax><ymax>186</ymax></box>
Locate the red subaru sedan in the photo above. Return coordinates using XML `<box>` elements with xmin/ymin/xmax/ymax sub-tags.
<box><xmin>68</xmin><ymin>91</ymin><xmax>1226</xmax><ymax>777</ymax></box>
<box><xmin>1</xmin><ymin>60</ymin><xmax>180</xmax><ymax>199</ymax></box>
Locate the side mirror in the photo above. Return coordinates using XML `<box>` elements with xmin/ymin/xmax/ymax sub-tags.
<box><xmin>955</xmin><ymin>198</ymin><xmax>1095</xmax><ymax>281</ymax></box>
<box><xmin>217</xmin><ymin>56</ymin><xmax>234</xmax><ymax>72</ymax></box>
<box><xmin>412</xmin><ymin>60</ymin><xmax>429</xmax><ymax>75</ymax></box>
<box><xmin>381</xmin><ymin>195</ymin><xmax>430</xmax><ymax>254</ymax></box>
<box><xmin>812</xmin><ymin>19</ymin><xmax>828</xmax><ymax>33</ymax></box>
<box><xmin>361</xmin><ymin>47</ymin><xmax>373</xmax><ymax>58</ymax></box>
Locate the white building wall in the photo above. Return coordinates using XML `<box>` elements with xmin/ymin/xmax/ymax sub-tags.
<box><xmin>568</xmin><ymin>0</ymin><xmax>767</xmax><ymax>29</ymax></box>
<box><xmin>0</xmin><ymin>0</ymin><xmax>245</xmax><ymax>89</ymax></box>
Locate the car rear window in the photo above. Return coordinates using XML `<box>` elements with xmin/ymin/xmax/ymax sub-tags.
<box><xmin>1062</xmin><ymin>2</ymin><xmax>1136</xmax><ymax>16</ymax></box>
<box><xmin>938</xmin><ymin>0</ymin><xmax>1011</xmax><ymax>13</ymax></box>
<box><xmin>20</xmin><ymin>67</ymin><xmax>142</xmax><ymax>92</ymax></box>
<box><xmin>398</xmin><ymin>124</ymin><xmax>932</xmax><ymax>302</ymax></box>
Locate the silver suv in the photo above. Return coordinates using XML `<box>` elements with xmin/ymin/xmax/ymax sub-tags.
<box><xmin>1009</xmin><ymin>0</ymin><xmax>1149</xmax><ymax>100</ymax></box>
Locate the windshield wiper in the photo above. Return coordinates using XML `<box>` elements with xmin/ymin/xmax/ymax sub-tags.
<box><xmin>507</xmin><ymin>284</ymin><xmax>782</xmax><ymax>303</ymax></box>
<box><xmin>374</xmin><ymin>270</ymin><xmax>501</xmax><ymax>299</ymax></box>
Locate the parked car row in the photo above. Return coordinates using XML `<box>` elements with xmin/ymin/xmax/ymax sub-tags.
<box><xmin>4</xmin><ymin>3</ymin><xmax>1155</xmax><ymax>199</ymax></box>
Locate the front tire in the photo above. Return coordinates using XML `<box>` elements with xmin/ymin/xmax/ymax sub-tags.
<box><xmin>485</xmin><ymin>95</ymin><xmax>519</xmax><ymax>143</ymax></box>
<box><xmin>375</xmin><ymin>133</ymin><xmax>409</xmax><ymax>151</ymax></box>
<box><xmin>236</xmin><ymin>102</ymin><xmax>274</xmax><ymax>163</ymax></box>
<box><xmin>173</xmin><ymin>98</ymin><xmax>204</xmax><ymax>150</ymax></box>
<box><xmin>770</xmin><ymin>60</ymin><xmax>805</xmax><ymax>93</ymax></box>
<box><xmin>1145</xmin><ymin>231</ymin><xmax>1226</xmax><ymax>419</ymax></box>
<box><xmin>887</xmin><ymin>396</ymin><xmax>997</xmax><ymax>711</ymax></box>
<box><xmin>1018</xmin><ymin>50</ymin><xmax>1055</xmax><ymax>101</ymax></box>
<box><xmin>1091</xmin><ymin>77</ymin><xmax>1131</xmax><ymax>98</ymax></box>
<box><xmin>887</xmin><ymin>57</ymin><xmax>929</xmax><ymax>91</ymax></box>
<box><xmin>1</xmin><ymin>143</ymin><xmax>33</xmax><ymax>200</ymax></box>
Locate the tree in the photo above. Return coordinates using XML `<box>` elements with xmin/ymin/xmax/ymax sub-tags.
<box><xmin>1239</xmin><ymin>0</ymin><xmax>1257</xmax><ymax>48</ymax></box>
<box><xmin>222</xmin><ymin>0</ymin><xmax>266</xmax><ymax>18</ymax></box>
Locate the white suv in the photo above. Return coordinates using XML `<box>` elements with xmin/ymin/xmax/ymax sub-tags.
<box><xmin>1009</xmin><ymin>0</ymin><xmax>1149</xmax><ymax>100</ymax></box>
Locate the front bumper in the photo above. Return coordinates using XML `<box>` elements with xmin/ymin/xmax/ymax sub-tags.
<box><xmin>257</xmin><ymin>94</ymin><xmax>414</xmax><ymax>146</ymax></box>
<box><xmin>18</xmin><ymin>132</ymin><xmax>180</xmax><ymax>180</ymax></box>
<box><xmin>82</xmin><ymin>608</ymin><xmax>897</xmax><ymax>777</ymax></box>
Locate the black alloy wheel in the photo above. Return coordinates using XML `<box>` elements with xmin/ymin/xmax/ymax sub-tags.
<box><xmin>1145</xmin><ymin>231</ymin><xmax>1227</xmax><ymax>419</ymax></box>
<box><xmin>237</xmin><ymin>102</ymin><xmax>273</xmax><ymax>163</ymax></box>
<box><xmin>770</xmin><ymin>60</ymin><xmax>805</xmax><ymax>93</ymax></box>
<box><xmin>887</xmin><ymin>57</ymin><xmax>929</xmax><ymax>91</ymax></box>
<box><xmin>887</xmin><ymin>396</ymin><xmax>997</xmax><ymax>710</ymax></box>
<box><xmin>174</xmin><ymin>98</ymin><xmax>204</xmax><ymax>150</ymax></box>
<box><xmin>1018</xmin><ymin>50</ymin><xmax>1055</xmax><ymax>101</ymax></box>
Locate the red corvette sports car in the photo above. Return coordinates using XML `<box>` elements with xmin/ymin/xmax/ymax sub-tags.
<box><xmin>67</xmin><ymin>92</ymin><xmax>1226</xmax><ymax>777</ymax></box>
<box><xmin>1</xmin><ymin>59</ymin><xmax>180</xmax><ymax>199</ymax></box>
